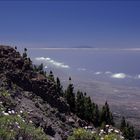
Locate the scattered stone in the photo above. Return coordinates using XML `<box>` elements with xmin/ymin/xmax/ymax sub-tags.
<box><xmin>44</xmin><ymin>125</ymin><xmax>56</xmax><ymax>137</ymax></box>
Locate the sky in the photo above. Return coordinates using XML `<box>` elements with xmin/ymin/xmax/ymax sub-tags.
<box><xmin>0</xmin><ymin>0</ymin><xmax>140</xmax><ymax>48</ymax></box>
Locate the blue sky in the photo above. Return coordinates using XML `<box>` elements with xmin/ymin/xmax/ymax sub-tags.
<box><xmin>0</xmin><ymin>1</ymin><xmax>140</xmax><ymax>48</ymax></box>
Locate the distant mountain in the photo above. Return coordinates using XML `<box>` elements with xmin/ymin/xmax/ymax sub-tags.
<box><xmin>72</xmin><ymin>45</ymin><xmax>95</xmax><ymax>49</ymax></box>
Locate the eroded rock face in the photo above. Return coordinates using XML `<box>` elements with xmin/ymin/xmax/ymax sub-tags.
<box><xmin>0</xmin><ymin>45</ymin><xmax>85</xmax><ymax>140</ymax></box>
<box><xmin>0</xmin><ymin>46</ymin><xmax>69</xmax><ymax>113</ymax></box>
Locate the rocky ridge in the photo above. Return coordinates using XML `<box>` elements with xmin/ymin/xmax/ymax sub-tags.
<box><xmin>0</xmin><ymin>45</ymin><xmax>87</xmax><ymax>140</ymax></box>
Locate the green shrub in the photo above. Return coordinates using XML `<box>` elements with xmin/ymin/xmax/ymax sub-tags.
<box><xmin>104</xmin><ymin>133</ymin><xmax>123</xmax><ymax>140</ymax></box>
<box><xmin>1</xmin><ymin>90</ymin><xmax>10</xmax><ymax>97</ymax></box>
<box><xmin>68</xmin><ymin>128</ymin><xmax>124</xmax><ymax>140</ymax></box>
<box><xmin>0</xmin><ymin>113</ymin><xmax>48</xmax><ymax>140</ymax></box>
<box><xmin>68</xmin><ymin>128</ymin><xmax>99</xmax><ymax>140</ymax></box>
<box><xmin>0</xmin><ymin>90</ymin><xmax>17</xmax><ymax>109</ymax></box>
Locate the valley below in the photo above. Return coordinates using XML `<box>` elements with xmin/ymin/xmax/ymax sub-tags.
<box><xmin>61</xmin><ymin>77</ymin><xmax>140</xmax><ymax>137</ymax></box>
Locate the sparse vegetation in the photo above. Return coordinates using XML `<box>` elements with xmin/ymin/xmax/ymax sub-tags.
<box><xmin>68</xmin><ymin>128</ymin><xmax>124</xmax><ymax>140</ymax></box>
<box><xmin>120</xmin><ymin>117</ymin><xmax>135</xmax><ymax>140</ymax></box>
<box><xmin>64</xmin><ymin>78</ymin><xmax>76</xmax><ymax>112</ymax></box>
<box><xmin>56</xmin><ymin>77</ymin><xmax>64</xmax><ymax>96</ymax></box>
<box><xmin>23</xmin><ymin>48</ymin><xmax>27</xmax><ymax>59</ymax></box>
<box><xmin>68</xmin><ymin>128</ymin><xmax>99</xmax><ymax>140</ymax></box>
<box><xmin>0</xmin><ymin>103</ymin><xmax>48</xmax><ymax>140</ymax></box>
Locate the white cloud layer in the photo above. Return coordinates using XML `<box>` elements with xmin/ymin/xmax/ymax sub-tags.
<box><xmin>111</xmin><ymin>73</ymin><xmax>126</xmax><ymax>79</ymax></box>
<box><xmin>77</xmin><ymin>68</ymin><xmax>86</xmax><ymax>71</ymax></box>
<box><xmin>30</xmin><ymin>47</ymin><xmax>140</xmax><ymax>52</ymax></box>
<box><xmin>35</xmin><ymin>57</ymin><xmax>70</xmax><ymax>69</ymax></box>
<box><xmin>94</xmin><ymin>70</ymin><xmax>140</xmax><ymax>80</ymax></box>
<box><xmin>105</xmin><ymin>71</ymin><xmax>112</xmax><ymax>74</ymax></box>
<box><xmin>138</xmin><ymin>75</ymin><xmax>140</xmax><ymax>79</ymax></box>
<box><xmin>94</xmin><ymin>72</ymin><xmax>102</xmax><ymax>75</ymax></box>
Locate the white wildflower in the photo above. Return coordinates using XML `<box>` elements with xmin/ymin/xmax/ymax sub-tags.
<box><xmin>29</xmin><ymin>120</ymin><xmax>33</xmax><ymax>123</ymax></box>
<box><xmin>84</xmin><ymin>126</ymin><xmax>88</xmax><ymax>129</ymax></box>
<box><xmin>3</xmin><ymin>112</ymin><xmax>9</xmax><ymax>116</ymax></box>
<box><xmin>20</xmin><ymin>110</ymin><xmax>23</xmax><ymax>114</ymax></box>
<box><xmin>8</xmin><ymin>110</ymin><xmax>12</xmax><ymax>114</ymax></box>
<box><xmin>11</xmin><ymin>110</ymin><xmax>15</xmax><ymax>114</ymax></box>
<box><xmin>17</xmin><ymin>114</ymin><xmax>21</xmax><ymax>117</ymax></box>
<box><xmin>91</xmin><ymin>131</ymin><xmax>96</xmax><ymax>134</ymax></box>
<box><xmin>17</xmin><ymin>125</ymin><xmax>20</xmax><ymax>129</ymax></box>
<box><xmin>114</xmin><ymin>129</ymin><xmax>119</xmax><ymax>133</ymax></box>
<box><xmin>108</xmin><ymin>128</ymin><xmax>113</xmax><ymax>133</ymax></box>
<box><xmin>105</xmin><ymin>124</ymin><xmax>109</xmax><ymax>128</ymax></box>
<box><xmin>100</xmin><ymin>129</ymin><xmax>104</xmax><ymax>132</ymax></box>
<box><xmin>15</xmin><ymin>122</ymin><xmax>19</xmax><ymax>125</ymax></box>
<box><xmin>120</xmin><ymin>136</ymin><xmax>124</xmax><ymax>139</ymax></box>
<box><xmin>18</xmin><ymin>137</ymin><xmax>23</xmax><ymax>140</ymax></box>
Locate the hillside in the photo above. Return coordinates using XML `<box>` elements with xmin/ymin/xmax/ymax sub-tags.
<box><xmin>0</xmin><ymin>46</ymin><xmax>134</xmax><ymax>140</ymax></box>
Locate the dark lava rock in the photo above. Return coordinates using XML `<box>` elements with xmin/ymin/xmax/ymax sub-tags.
<box><xmin>44</xmin><ymin>125</ymin><xmax>56</xmax><ymax>136</ymax></box>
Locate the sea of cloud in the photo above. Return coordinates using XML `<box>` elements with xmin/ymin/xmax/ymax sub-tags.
<box><xmin>35</xmin><ymin>57</ymin><xmax>70</xmax><ymax>69</ymax></box>
<box><xmin>34</xmin><ymin>56</ymin><xmax>140</xmax><ymax>81</ymax></box>
<box><xmin>93</xmin><ymin>71</ymin><xmax>140</xmax><ymax>80</ymax></box>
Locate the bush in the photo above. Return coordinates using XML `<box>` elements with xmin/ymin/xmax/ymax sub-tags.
<box><xmin>0</xmin><ymin>106</ymin><xmax>48</xmax><ymax>140</ymax></box>
<box><xmin>68</xmin><ymin>128</ymin><xmax>99</xmax><ymax>140</ymax></box>
<box><xmin>68</xmin><ymin>128</ymin><xmax>125</xmax><ymax>140</ymax></box>
<box><xmin>104</xmin><ymin>133</ymin><xmax>123</xmax><ymax>140</ymax></box>
<box><xmin>0</xmin><ymin>115</ymin><xmax>48</xmax><ymax>140</ymax></box>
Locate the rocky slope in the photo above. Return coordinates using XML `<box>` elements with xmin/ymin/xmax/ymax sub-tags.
<box><xmin>0</xmin><ymin>45</ymin><xmax>87</xmax><ymax>140</ymax></box>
